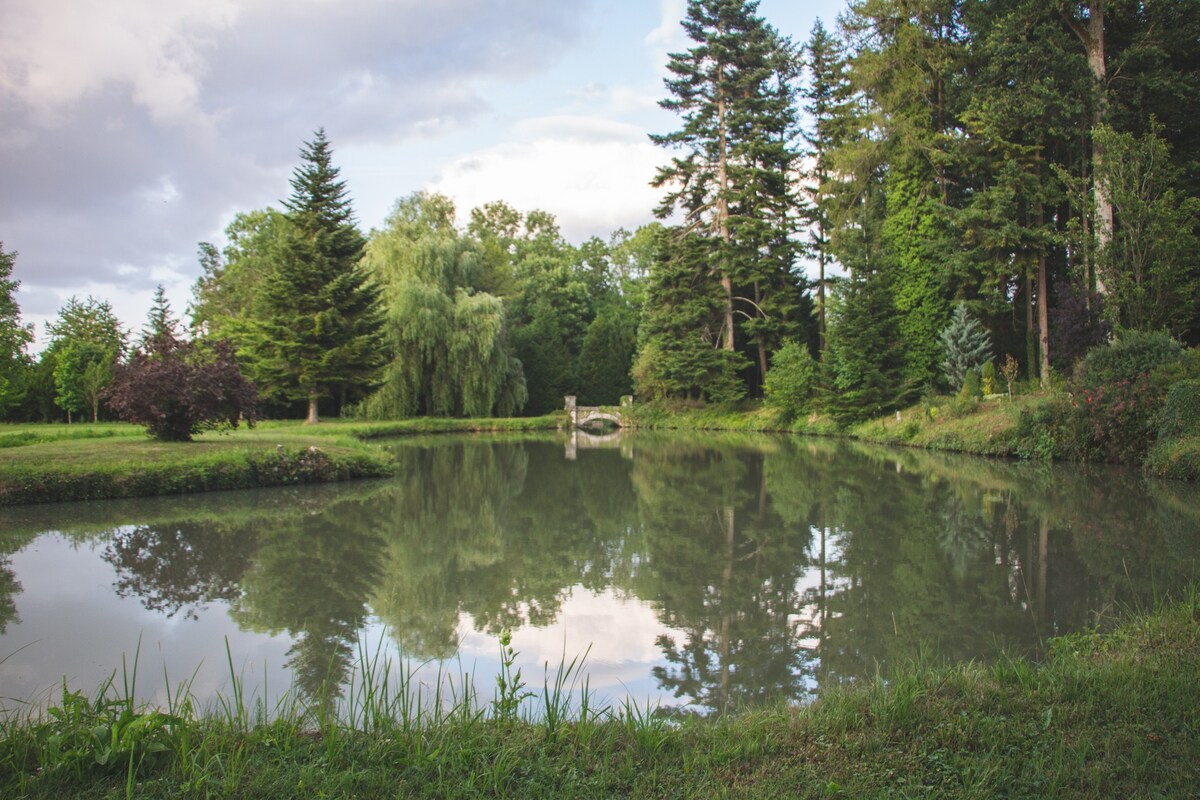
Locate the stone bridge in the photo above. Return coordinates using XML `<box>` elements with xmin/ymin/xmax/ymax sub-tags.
<box><xmin>564</xmin><ymin>395</ymin><xmax>632</xmax><ymax>429</ymax></box>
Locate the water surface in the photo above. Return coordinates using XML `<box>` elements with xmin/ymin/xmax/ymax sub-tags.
<box><xmin>1</xmin><ymin>431</ymin><xmax>1197</xmax><ymax>716</ymax></box>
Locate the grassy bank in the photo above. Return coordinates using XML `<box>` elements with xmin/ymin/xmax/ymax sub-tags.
<box><xmin>630</xmin><ymin>393</ymin><xmax>1200</xmax><ymax>480</ymax></box>
<box><xmin>627</xmin><ymin>395</ymin><xmax>1030</xmax><ymax>454</ymax></box>
<box><xmin>0</xmin><ymin>416</ymin><xmax>562</xmax><ymax>506</ymax></box>
<box><xmin>1</xmin><ymin>592</ymin><xmax>1196</xmax><ymax>799</ymax></box>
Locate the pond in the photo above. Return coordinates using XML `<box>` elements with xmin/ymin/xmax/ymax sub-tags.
<box><xmin>1</xmin><ymin>431</ymin><xmax>1198</xmax><ymax>718</ymax></box>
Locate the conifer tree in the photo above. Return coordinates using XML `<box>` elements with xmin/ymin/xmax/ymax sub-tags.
<box><xmin>242</xmin><ymin>129</ymin><xmax>383</xmax><ymax>422</ymax></box>
<box><xmin>939</xmin><ymin>305</ymin><xmax>992</xmax><ymax>391</ymax></box>
<box><xmin>651</xmin><ymin>0</ymin><xmax>802</xmax><ymax>386</ymax></box>
<box><xmin>800</xmin><ymin>19</ymin><xmax>853</xmax><ymax>352</ymax></box>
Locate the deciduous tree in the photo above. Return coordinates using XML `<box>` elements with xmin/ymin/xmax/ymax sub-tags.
<box><xmin>105</xmin><ymin>297</ymin><xmax>257</xmax><ymax>442</ymax></box>
<box><xmin>0</xmin><ymin>243</ymin><xmax>33</xmax><ymax>416</ymax></box>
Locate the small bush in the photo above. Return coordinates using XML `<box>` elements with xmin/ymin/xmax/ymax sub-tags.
<box><xmin>1069</xmin><ymin>373</ymin><xmax>1163</xmax><ymax>463</ymax></box>
<box><xmin>105</xmin><ymin>338</ymin><xmax>258</xmax><ymax>442</ymax></box>
<box><xmin>958</xmin><ymin>369</ymin><xmax>982</xmax><ymax>402</ymax></box>
<box><xmin>764</xmin><ymin>340</ymin><xmax>818</xmax><ymax>420</ymax></box>
<box><xmin>1144</xmin><ymin>435</ymin><xmax>1200</xmax><ymax>481</ymax></box>
<box><xmin>1013</xmin><ymin>395</ymin><xmax>1078</xmax><ymax>461</ymax></box>
<box><xmin>981</xmin><ymin>361</ymin><xmax>997</xmax><ymax>395</ymax></box>
<box><xmin>1043</xmin><ymin>333</ymin><xmax>1191</xmax><ymax>465</ymax></box>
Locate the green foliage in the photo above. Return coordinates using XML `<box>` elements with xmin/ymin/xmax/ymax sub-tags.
<box><xmin>239</xmin><ymin>130</ymin><xmax>383</xmax><ymax>420</ymax></box>
<box><xmin>763</xmin><ymin>339</ymin><xmax>817</xmax><ymax>419</ymax></box>
<box><xmin>190</xmin><ymin>209</ymin><xmax>290</xmax><ymax>341</ymax></box>
<box><xmin>1157</xmin><ymin>379</ymin><xmax>1200</xmax><ymax>442</ymax></box>
<box><xmin>980</xmin><ymin>361</ymin><xmax>996</xmax><ymax>395</ymax></box>
<box><xmin>362</xmin><ymin>193</ymin><xmax>526</xmax><ymax>419</ymax></box>
<box><xmin>1144</xmin><ymin>435</ymin><xmax>1200</xmax><ymax>481</ymax></box>
<box><xmin>1022</xmin><ymin>334</ymin><xmax>1193</xmax><ymax>465</ymax></box>
<box><xmin>45</xmin><ymin>297</ymin><xmax>126</xmax><ymax>423</ymax></box>
<box><xmin>1073</xmin><ymin>331</ymin><xmax>1183</xmax><ymax>388</ymax></box>
<box><xmin>632</xmin><ymin>340</ymin><xmax>747</xmax><ymax>406</ymax></box>
<box><xmin>939</xmin><ymin>305</ymin><xmax>992</xmax><ymax>392</ymax></box>
<box><xmin>883</xmin><ymin>164</ymin><xmax>954</xmax><ymax>388</ymax></box>
<box><xmin>958</xmin><ymin>368</ymin><xmax>981</xmax><ymax>401</ymax></box>
<box><xmin>822</xmin><ymin>272</ymin><xmax>911</xmax><ymax>424</ymax></box>
<box><xmin>0</xmin><ymin>243</ymin><xmax>33</xmax><ymax>417</ymax></box>
<box><xmin>1095</xmin><ymin>124</ymin><xmax>1200</xmax><ymax>338</ymax></box>
<box><xmin>577</xmin><ymin>306</ymin><xmax>636</xmax><ymax>405</ymax></box>
<box><xmin>651</xmin><ymin>0</ymin><xmax>801</xmax><ymax>389</ymax></box>
<box><xmin>635</xmin><ymin>231</ymin><xmax>747</xmax><ymax>404</ymax></box>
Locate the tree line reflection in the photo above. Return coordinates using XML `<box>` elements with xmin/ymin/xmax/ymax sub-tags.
<box><xmin>21</xmin><ymin>433</ymin><xmax>1194</xmax><ymax>713</ymax></box>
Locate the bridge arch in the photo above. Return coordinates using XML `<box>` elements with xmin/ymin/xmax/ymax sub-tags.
<box><xmin>564</xmin><ymin>395</ymin><xmax>631</xmax><ymax>429</ymax></box>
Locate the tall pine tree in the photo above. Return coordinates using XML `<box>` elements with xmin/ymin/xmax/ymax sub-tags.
<box><xmin>800</xmin><ymin>20</ymin><xmax>853</xmax><ymax>353</ymax></box>
<box><xmin>243</xmin><ymin>129</ymin><xmax>383</xmax><ymax>423</ymax></box>
<box><xmin>651</xmin><ymin>0</ymin><xmax>804</xmax><ymax>395</ymax></box>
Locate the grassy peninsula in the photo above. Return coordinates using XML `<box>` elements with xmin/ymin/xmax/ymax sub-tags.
<box><xmin>0</xmin><ymin>416</ymin><xmax>562</xmax><ymax>506</ymax></box>
<box><xmin>1</xmin><ymin>592</ymin><xmax>1196</xmax><ymax>799</ymax></box>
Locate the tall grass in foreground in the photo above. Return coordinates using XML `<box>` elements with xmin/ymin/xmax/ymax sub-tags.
<box><xmin>2</xmin><ymin>591</ymin><xmax>1198</xmax><ymax>798</ymax></box>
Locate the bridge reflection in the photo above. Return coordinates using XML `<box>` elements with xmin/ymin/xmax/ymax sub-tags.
<box><xmin>564</xmin><ymin>428</ymin><xmax>633</xmax><ymax>460</ymax></box>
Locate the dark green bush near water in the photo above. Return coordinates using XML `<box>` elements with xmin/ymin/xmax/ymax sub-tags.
<box><xmin>1073</xmin><ymin>330</ymin><xmax>1183</xmax><ymax>387</ymax></box>
<box><xmin>1013</xmin><ymin>333</ymin><xmax>1198</xmax><ymax>465</ymax></box>
<box><xmin>1145</xmin><ymin>379</ymin><xmax>1200</xmax><ymax>480</ymax></box>
<box><xmin>1157</xmin><ymin>379</ymin><xmax>1200</xmax><ymax>441</ymax></box>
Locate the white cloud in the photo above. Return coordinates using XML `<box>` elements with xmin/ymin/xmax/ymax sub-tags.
<box><xmin>645</xmin><ymin>0</ymin><xmax>689</xmax><ymax>56</ymax></box>
<box><xmin>430</xmin><ymin>116</ymin><xmax>664</xmax><ymax>241</ymax></box>
<box><xmin>0</xmin><ymin>0</ymin><xmax>237</xmax><ymax>129</ymax></box>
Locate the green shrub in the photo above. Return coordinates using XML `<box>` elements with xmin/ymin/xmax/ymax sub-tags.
<box><xmin>1073</xmin><ymin>330</ymin><xmax>1183</xmax><ymax>387</ymax></box>
<box><xmin>1144</xmin><ymin>435</ymin><xmax>1200</xmax><ymax>481</ymax></box>
<box><xmin>958</xmin><ymin>368</ymin><xmax>982</xmax><ymax>401</ymax></box>
<box><xmin>1013</xmin><ymin>395</ymin><xmax>1078</xmax><ymax>461</ymax></box>
<box><xmin>981</xmin><ymin>360</ymin><xmax>997</xmax><ymax>395</ymax></box>
<box><xmin>1055</xmin><ymin>333</ymin><xmax>1190</xmax><ymax>465</ymax></box>
<box><xmin>1157</xmin><ymin>379</ymin><xmax>1200</xmax><ymax>441</ymax></box>
<box><xmin>764</xmin><ymin>340</ymin><xmax>818</xmax><ymax>420</ymax></box>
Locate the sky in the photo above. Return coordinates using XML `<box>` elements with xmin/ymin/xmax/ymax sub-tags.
<box><xmin>1</xmin><ymin>0</ymin><xmax>847</xmax><ymax>349</ymax></box>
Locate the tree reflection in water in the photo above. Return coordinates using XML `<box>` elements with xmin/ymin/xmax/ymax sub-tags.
<box><xmin>81</xmin><ymin>432</ymin><xmax>1200</xmax><ymax>714</ymax></box>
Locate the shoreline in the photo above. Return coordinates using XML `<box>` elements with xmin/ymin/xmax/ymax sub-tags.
<box><xmin>2</xmin><ymin>592</ymin><xmax>1196</xmax><ymax>798</ymax></box>
<box><xmin>2</xmin><ymin>395</ymin><xmax>1195</xmax><ymax>508</ymax></box>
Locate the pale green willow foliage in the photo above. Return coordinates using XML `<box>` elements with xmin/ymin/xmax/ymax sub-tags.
<box><xmin>361</xmin><ymin>197</ymin><xmax>526</xmax><ymax>418</ymax></box>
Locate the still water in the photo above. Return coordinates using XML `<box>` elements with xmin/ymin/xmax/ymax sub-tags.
<box><xmin>1</xmin><ymin>431</ymin><xmax>1198</xmax><ymax>717</ymax></box>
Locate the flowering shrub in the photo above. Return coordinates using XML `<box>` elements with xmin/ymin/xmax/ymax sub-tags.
<box><xmin>1069</xmin><ymin>371</ymin><xmax>1162</xmax><ymax>463</ymax></box>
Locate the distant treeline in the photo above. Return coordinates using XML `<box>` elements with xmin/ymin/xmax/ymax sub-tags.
<box><xmin>2</xmin><ymin>0</ymin><xmax>1197</xmax><ymax>427</ymax></box>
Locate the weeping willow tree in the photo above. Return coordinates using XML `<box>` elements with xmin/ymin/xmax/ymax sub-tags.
<box><xmin>361</xmin><ymin>192</ymin><xmax>526</xmax><ymax>418</ymax></box>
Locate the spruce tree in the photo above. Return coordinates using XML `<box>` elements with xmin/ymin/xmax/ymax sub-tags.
<box><xmin>800</xmin><ymin>19</ymin><xmax>853</xmax><ymax>352</ymax></box>
<box><xmin>939</xmin><ymin>305</ymin><xmax>992</xmax><ymax>392</ymax></box>
<box><xmin>140</xmin><ymin>285</ymin><xmax>182</xmax><ymax>357</ymax></box>
<box><xmin>651</xmin><ymin>0</ymin><xmax>803</xmax><ymax>387</ymax></box>
<box><xmin>243</xmin><ymin>129</ymin><xmax>383</xmax><ymax>422</ymax></box>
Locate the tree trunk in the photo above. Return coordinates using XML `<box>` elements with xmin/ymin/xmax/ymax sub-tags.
<box><xmin>1064</xmin><ymin>0</ymin><xmax>1111</xmax><ymax>294</ymax></box>
<box><xmin>306</xmin><ymin>386</ymin><xmax>319</xmax><ymax>424</ymax></box>
<box><xmin>817</xmin><ymin>240</ymin><xmax>827</xmax><ymax>353</ymax></box>
<box><xmin>754</xmin><ymin>282</ymin><xmax>768</xmax><ymax>388</ymax></box>
<box><xmin>1038</xmin><ymin>250</ymin><xmax>1051</xmax><ymax>387</ymax></box>
<box><xmin>716</xmin><ymin>90</ymin><xmax>735</xmax><ymax>352</ymax></box>
<box><xmin>1025</xmin><ymin>273</ymin><xmax>1037</xmax><ymax>382</ymax></box>
<box><xmin>1037</xmin><ymin>207</ymin><xmax>1052</xmax><ymax>386</ymax></box>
